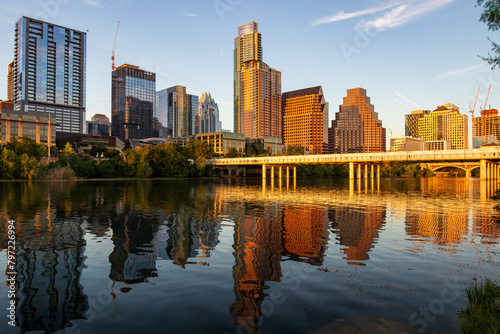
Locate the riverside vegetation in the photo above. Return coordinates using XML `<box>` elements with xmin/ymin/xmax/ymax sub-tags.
<box><xmin>0</xmin><ymin>137</ymin><xmax>435</xmax><ymax>180</ymax></box>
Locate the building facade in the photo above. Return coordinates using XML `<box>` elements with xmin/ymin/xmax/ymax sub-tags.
<box><xmin>1</xmin><ymin>109</ymin><xmax>56</xmax><ymax>145</ymax></box>
<box><xmin>13</xmin><ymin>16</ymin><xmax>86</xmax><ymax>133</ymax></box>
<box><xmin>198</xmin><ymin>92</ymin><xmax>221</xmax><ymax>134</ymax></box>
<box><xmin>405</xmin><ymin>109</ymin><xmax>430</xmax><ymax>137</ymax></box>
<box><xmin>167</xmin><ymin>85</ymin><xmax>187</xmax><ymax>138</ymax></box>
<box><xmin>196</xmin><ymin>131</ymin><xmax>246</xmax><ymax>155</ymax></box>
<box><xmin>7</xmin><ymin>60</ymin><xmax>14</xmax><ymax>101</ymax></box>
<box><xmin>390</xmin><ymin>137</ymin><xmax>425</xmax><ymax>152</ymax></box>
<box><xmin>156</xmin><ymin>88</ymin><xmax>169</xmax><ymax>137</ymax></box>
<box><xmin>418</xmin><ymin>103</ymin><xmax>468</xmax><ymax>150</ymax></box>
<box><xmin>187</xmin><ymin>94</ymin><xmax>199</xmax><ymax>136</ymax></box>
<box><xmin>473</xmin><ymin>108</ymin><xmax>500</xmax><ymax>147</ymax></box>
<box><xmin>329</xmin><ymin>88</ymin><xmax>385</xmax><ymax>153</ymax></box>
<box><xmin>111</xmin><ymin>64</ymin><xmax>157</xmax><ymax>141</ymax></box>
<box><xmin>234</xmin><ymin>22</ymin><xmax>282</xmax><ymax>138</ymax></box>
<box><xmin>282</xmin><ymin>86</ymin><xmax>328</xmax><ymax>154</ymax></box>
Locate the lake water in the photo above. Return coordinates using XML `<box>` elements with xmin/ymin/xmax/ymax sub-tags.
<box><xmin>0</xmin><ymin>178</ymin><xmax>499</xmax><ymax>334</ymax></box>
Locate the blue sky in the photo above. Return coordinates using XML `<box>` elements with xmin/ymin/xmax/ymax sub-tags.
<box><xmin>0</xmin><ymin>0</ymin><xmax>498</xmax><ymax>141</ymax></box>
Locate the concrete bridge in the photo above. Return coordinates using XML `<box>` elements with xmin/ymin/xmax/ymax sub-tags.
<box><xmin>208</xmin><ymin>148</ymin><xmax>500</xmax><ymax>180</ymax></box>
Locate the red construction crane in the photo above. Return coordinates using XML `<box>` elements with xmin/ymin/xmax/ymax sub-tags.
<box><xmin>111</xmin><ymin>21</ymin><xmax>120</xmax><ymax>71</ymax></box>
<box><xmin>470</xmin><ymin>86</ymin><xmax>481</xmax><ymax>137</ymax></box>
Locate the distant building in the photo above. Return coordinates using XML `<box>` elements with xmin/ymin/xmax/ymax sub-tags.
<box><xmin>0</xmin><ymin>100</ymin><xmax>14</xmax><ymax>110</ymax></box>
<box><xmin>198</xmin><ymin>92</ymin><xmax>221</xmax><ymax>134</ymax></box>
<box><xmin>196</xmin><ymin>132</ymin><xmax>246</xmax><ymax>155</ymax></box>
<box><xmin>7</xmin><ymin>60</ymin><xmax>14</xmax><ymax>101</ymax></box>
<box><xmin>405</xmin><ymin>110</ymin><xmax>430</xmax><ymax>137</ymax></box>
<box><xmin>247</xmin><ymin>137</ymin><xmax>283</xmax><ymax>155</ymax></box>
<box><xmin>187</xmin><ymin>94</ymin><xmax>199</xmax><ymax>136</ymax></box>
<box><xmin>1</xmin><ymin>109</ymin><xmax>56</xmax><ymax>146</ymax></box>
<box><xmin>282</xmin><ymin>86</ymin><xmax>328</xmax><ymax>154</ymax></box>
<box><xmin>13</xmin><ymin>16</ymin><xmax>86</xmax><ymax>133</ymax></box>
<box><xmin>111</xmin><ymin>64</ymin><xmax>157</xmax><ymax>141</ymax></box>
<box><xmin>329</xmin><ymin>88</ymin><xmax>385</xmax><ymax>153</ymax></box>
<box><xmin>156</xmin><ymin>88</ymin><xmax>169</xmax><ymax>137</ymax></box>
<box><xmin>425</xmin><ymin>140</ymin><xmax>453</xmax><ymax>151</ymax></box>
<box><xmin>167</xmin><ymin>85</ymin><xmax>187</xmax><ymax>138</ymax></box>
<box><xmin>234</xmin><ymin>21</ymin><xmax>282</xmax><ymax>138</ymax></box>
<box><xmin>418</xmin><ymin>103</ymin><xmax>468</xmax><ymax>149</ymax></box>
<box><xmin>390</xmin><ymin>137</ymin><xmax>425</xmax><ymax>152</ymax></box>
<box><xmin>56</xmin><ymin>133</ymin><xmax>125</xmax><ymax>153</ymax></box>
<box><xmin>473</xmin><ymin>135</ymin><xmax>499</xmax><ymax>148</ymax></box>
<box><xmin>87</xmin><ymin>114</ymin><xmax>110</xmax><ymax>136</ymax></box>
<box><xmin>473</xmin><ymin>108</ymin><xmax>500</xmax><ymax>147</ymax></box>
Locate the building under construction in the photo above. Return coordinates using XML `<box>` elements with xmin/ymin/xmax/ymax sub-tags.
<box><xmin>473</xmin><ymin>108</ymin><xmax>500</xmax><ymax>147</ymax></box>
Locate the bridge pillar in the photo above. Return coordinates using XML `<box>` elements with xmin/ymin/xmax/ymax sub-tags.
<box><xmin>271</xmin><ymin>166</ymin><xmax>275</xmax><ymax>179</ymax></box>
<box><xmin>364</xmin><ymin>164</ymin><xmax>368</xmax><ymax>179</ymax></box>
<box><xmin>262</xmin><ymin>164</ymin><xmax>266</xmax><ymax>179</ymax></box>
<box><xmin>480</xmin><ymin>160</ymin><xmax>488</xmax><ymax>180</ymax></box>
<box><xmin>286</xmin><ymin>166</ymin><xmax>290</xmax><ymax>180</ymax></box>
<box><xmin>466</xmin><ymin>169</ymin><xmax>471</xmax><ymax>178</ymax></box>
<box><xmin>377</xmin><ymin>164</ymin><xmax>381</xmax><ymax>179</ymax></box>
<box><xmin>357</xmin><ymin>164</ymin><xmax>362</xmax><ymax>180</ymax></box>
<box><xmin>371</xmin><ymin>165</ymin><xmax>374</xmax><ymax>179</ymax></box>
<box><xmin>349</xmin><ymin>162</ymin><xmax>355</xmax><ymax>179</ymax></box>
<box><xmin>279</xmin><ymin>166</ymin><xmax>283</xmax><ymax>179</ymax></box>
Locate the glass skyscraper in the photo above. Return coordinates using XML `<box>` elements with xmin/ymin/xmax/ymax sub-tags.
<box><xmin>198</xmin><ymin>92</ymin><xmax>221</xmax><ymax>134</ymax></box>
<box><xmin>111</xmin><ymin>64</ymin><xmax>157</xmax><ymax>141</ymax></box>
<box><xmin>156</xmin><ymin>88</ymin><xmax>169</xmax><ymax>137</ymax></box>
<box><xmin>13</xmin><ymin>16</ymin><xmax>86</xmax><ymax>133</ymax></box>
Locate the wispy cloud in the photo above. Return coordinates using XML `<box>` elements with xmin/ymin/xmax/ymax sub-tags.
<box><xmin>357</xmin><ymin>0</ymin><xmax>454</xmax><ymax>31</ymax></box>
<box><xmin>313</xmin><ymin>0</ymin><xmax>455</xmax><ymax>31</ymax></box>
<box><xmin>181</xmin><ymin>13</ymin><xmax>199</xmax><ymax>17</ymax></box>
<box><xmin>84</xmin><ymin>0</ymin><xmax>101</xmax><ymax>8</ymax></box>
<box><xmin>395</xmin><ymin>92</ymin><xmax>421</xmax><ymax>109</ymax></box>
<box><xmin>312</xmin><ymin>1</ymin><xmax>406</xmax><ymax>26</ymax></box>
<box><xmin>435</xmin><ymin>63</ymin><xmax>487</xmax><ymax>79</ymax></box>
<box><xmin>393</xmin><ymin>98</ymin><xmax>412</xmax><ymax>110</ymax></box>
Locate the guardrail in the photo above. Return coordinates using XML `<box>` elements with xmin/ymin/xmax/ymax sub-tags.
<box><xmin>207</xmin><ymin>148</ymin><xmax>500</xmax><ymax>166</ymax></box>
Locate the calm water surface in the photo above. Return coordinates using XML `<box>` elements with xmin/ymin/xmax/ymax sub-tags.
<box><xmin>0</xmin><ymin>178</ymin><xmax>499</xmax><ymax>334</ymax></box>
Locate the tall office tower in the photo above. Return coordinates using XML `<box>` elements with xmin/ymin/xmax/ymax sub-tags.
<box><xmin>87</xmin><ymin>113</ymin><xmax>111</xmax><ymax>136</ymax></box>
<box><xmin>156</xmin><ymin>88</ymin><xmax>169</xmax><ymax>136</ymax></box>
<box><xmin>7</xmin><ymin>60</ymin><xmax>14</xmax><ymax>101</ymax></box>
<box><xmin>167</xmin><ymin>85</ymin><xmax>187</xmax><ymax>138</ymax></box>
<box><xmin>187</xmin><ymin>94</ymin><xmax>199</xmax><ymax>136</ymax></box>
<box><xmin>111</xmin><ymin>64</ymin><xmax>157</xmax><ymax>141</ymax></box>
<box><xmin>405</xmin><ymin>109</ymin><xmax>430</xmax><ymax>137</ymax></box>
<box><xmin>328</xmin><ymin>105</ymin><xmax>364</xmax><ymax>153</ymax></box>
<box><xmin>329</xmin><ymin>88</ymin><xmax>386</xmax><ymax>153</ymax></box>
<box><xmin>234</xmin><ymin>21</ymin><xmax>282</xmax><ymax>138</ymax></box>
<box><xmin>13</xmin><ymin>16</ymin><xmax>86</xmax><ymax>133</ymax></box>
<box><xmin>198</xmin><ymin>92</ymin><xmax>221</xmax><ymax>134</ymax></box>
<box><xmin>418</xmin><ymin>103</ymin><xmax>468</xmax><ymax>149</ymax></box>
<box><xmin>282</xmin><ymin>86</ymin><xmax>328</xmax><ymax>154</ymax></box>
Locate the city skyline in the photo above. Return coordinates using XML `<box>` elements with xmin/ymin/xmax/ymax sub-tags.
<box><xmin>0</xmin><ymin>0</ymin><xmax>498</xmax><ymax>145</ymax></box>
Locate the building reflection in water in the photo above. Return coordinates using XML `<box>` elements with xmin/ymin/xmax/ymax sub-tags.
<box><xmin>1</xmin><ymin>208</ymin><xmax>87</xmax><ymax>333</ymax></box>
<box><xmin>329</xmin><ymin>206</ymin><xmax>386</xmax><ymax>265</ymax></box>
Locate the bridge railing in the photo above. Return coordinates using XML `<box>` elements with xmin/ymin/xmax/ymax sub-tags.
<box><xmin>207</xmin><ymin>148</ymin><xmax>500</xmax><ymax>166</ymax></box>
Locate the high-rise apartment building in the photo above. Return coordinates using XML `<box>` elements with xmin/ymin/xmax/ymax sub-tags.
<box><xmin>405</xmin><ymin>109</ymin><xmax>430</xmax><ymax>137</ymax></box>
<box><xmin>13</xmin><ymin>16</ymin><xmax>86</xmax><ymax>133</ymax></box>
<box><xmin>418</xmin><ymin>103</ymin><xmax>468</xmax><ymax>149</ymax></box>
<box><xmin>167</xmin><ymin>85</ymin><xmax>187</xmax><ymax>138</ymax></box>
<box><xmin>7</xmin><ymin>60</ymin><xmax>14</xmax><ymax>101</ymax></box>
<box><xmin>187</xmin><ymin>94</ymin><xmax>199</xmax><ymax>136</ymax></box>
<box><xmin>234</xmin><ymin>22</ymin><xmax>282</xmax><ymax>138</ymax></box>
<box><xmin>329</xmin><ymin>88</ymin><xmax>386</xmax><ymax>153</ymax></box>
<box><xmin>111</xmin><ymin>64</ymin><xmax>156</xmax><ymax>141</ymax></box>
<box><xmin>473</xmin><ymin>108</ymin><xmax>500</xmax><ymax>145</ymax></box>
<box><xmin>282</xmin><ymin>86</ymin><xmax>328</xmax><ymax>154</ymax></box>
<box><xmin>156</xmin><ymin>88</ymin><xmax>169</xmax><ymax>136</ymax></box>
<box><xmin>198</xmin><ymin>92</ymin><xmax>221</xmax><ymax>134</ymax></box>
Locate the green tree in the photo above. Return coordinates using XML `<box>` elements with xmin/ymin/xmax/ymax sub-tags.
<box><xmin>19</xmin><ymin>153</ymin><xmax>39</xmax><ymax>180</ymax></box>
<box><xmin>246</xmin><ymin>141</ymin><xmax>267</xmax><ymax>157</ymax></box>
<box><xmin>477</xmin><ymin>0</ymin><xmax>500</xmax><ymax>68</ymax></box>
<box><xmin>6</xmin><ymin>137</ymin><xmax>47</xmax><ymax>158</ymax></box>
<box><xmin>96</xmin><ymin>156</ymin><xmax>125</xmax><ymax>178</ymax></box>
<box><xmin>184</xmin><ymin>140</ymin><xmax>214</xmax><ymax>171</ymax></box>
<box><xmin>73</xmin><ymin>155</ymin><xmax>96</xmax><ymax>178</ymax></box>
<box><xmin>62</xmin><ymin>142</ymin><xmax>76</xmax><ymax>155</ymax></box>
<box><xmin>90</xmin><ymin>142</ymin><xmax>107</xmax><ymax>158</ymax></box>
<box><xmin>285</xmin><ymin>145</ymin><xmax>305</xmax><ymax>156</ymax></box>
<box><xmin>136</xmin><ymin>161</ymin><xmax>153</xmax><ymax>178</ymax></box>
<box><xmin>0</xmin><ymin>149</ymin><xmax>19</xmax><ymax>179</ymax></box>
<box><xmin>148</xmin><ymin>143</ymin><xmax>189</xmax><ymax>177</ymax></box>
<box><xmin>123</xmin><ymin>147</ymin><xmax>150</xmax><ymax>177</ymax></box>
<box><xmin>225</xmin><ymin>147</ymin><xmax>240</xmax><ymax>158</ymax></box>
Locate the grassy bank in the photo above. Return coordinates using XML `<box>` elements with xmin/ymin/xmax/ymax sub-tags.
<box><xmin>458</xmin><ymin>279</ymin><xmax>500</xmax><ymax>333</ymax></box>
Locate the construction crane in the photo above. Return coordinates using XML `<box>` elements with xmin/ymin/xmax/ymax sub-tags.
<box><xmin>481</xmin><ymin>84</ymin><xmax>492</xmax><ymax>145</ymax></box>
<box><xmin>469</xmin><ymin>86</ymin><xmax>481</xmax><ymax>137</ymax></box>
<box><xmin>111</xmin><ymin>21</ymin><xmax>120</xmax><ymax>71</ymax></box>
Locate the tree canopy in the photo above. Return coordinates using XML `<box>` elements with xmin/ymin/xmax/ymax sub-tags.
<box><xmin>477</xmin><ymin>0</ymin><xmax>500</xmax><ymax>68</ymax></box>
